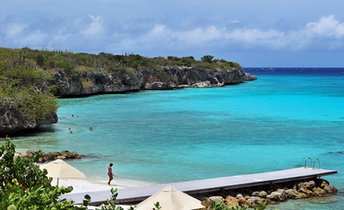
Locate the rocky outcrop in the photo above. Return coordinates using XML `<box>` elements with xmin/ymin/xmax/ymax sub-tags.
<box><xmin>23</xmin><ymin>150</ymin><xmax>81</xmax><ymax>163</ymax></box>
<box><xmin>201</xmin><ymin>179</ymin><xmax>337</xmax><ymax>210</ymax></box>
<box><xmin>52</xmin><ymin>70</ymin><xmax>144</xmax><ymax>97</ymax></box>
<box><xmin>52</xmin><ymin>66</ymin><xmax>256</xmax><ymax>97</ymax></box>
<box><xmin>0</xmin><ymin>99</ymin><xmax>57</xmax><ymax>135</ymax></box>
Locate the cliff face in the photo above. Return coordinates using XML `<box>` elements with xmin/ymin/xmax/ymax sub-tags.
<box><xmin>51</xmin><ymin>67</ymin><xmax>256</xmax><ymax>97</ymax></box>
<box><xmin>0</xmin><ymin>99</ymin><xmax>58</xmax><ymax>135</ymax></box>
<box><xmin>0</xmin><ymin>66</ymin><xmax>255</xmax><ymax>135</ymax></box>
<box><xmin>52</xmin><ymin>70</ymin><xmax>144</xmax><ymax>96</ymax></box>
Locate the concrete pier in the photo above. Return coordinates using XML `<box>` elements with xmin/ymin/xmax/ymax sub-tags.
<box><xmin>61</xmin><ymin>167</ymin><xmax>337</xmax><ymax>205</ymax></box>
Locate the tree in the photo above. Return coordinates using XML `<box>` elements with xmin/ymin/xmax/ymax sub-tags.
<box><xmin>201</xmin><ymin>55</ymin><xmax>214</xmax><ymax>63</ymax></box>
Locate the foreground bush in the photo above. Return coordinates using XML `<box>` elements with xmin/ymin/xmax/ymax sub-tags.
<box><xmin>0</xmin><ymin>139</ymin><xmax>161</xmax><ymax>210</ymax></box>
<box><xmin>0</xmin><ymin>139</ymin><xmax>80</xmax><ymax>209</ymax></box>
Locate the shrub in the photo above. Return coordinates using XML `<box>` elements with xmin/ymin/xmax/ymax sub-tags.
<box><xmin>0</xmin><ymin>139</ymin><xmax>77</xmax><ymax>210</ymax></box>
<box><xmin>201</xmin><ymin>55</ymin><xmax>214</xmax><ymax>63</ymax></box>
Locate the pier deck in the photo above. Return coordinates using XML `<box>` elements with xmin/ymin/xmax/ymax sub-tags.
<box><xmin>62</xmin><ymin>167</ymin><xmax>337</xmax><ymax>205</ymax></box>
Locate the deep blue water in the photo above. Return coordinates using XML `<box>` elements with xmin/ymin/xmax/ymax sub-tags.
<box><xmin>12</xmin><ymin>68</ymin><xmax>344</xmax><ymax>209</ymax></box>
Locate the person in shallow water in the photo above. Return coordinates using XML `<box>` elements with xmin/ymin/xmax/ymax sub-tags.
<box><xmin>107</xmin><ymin>163</ymin><xmax>115</xmax><ymax>185</ymax></box>
<box><xmin>68</xmin><ymin>128</ymin><xmax>73</xmax><ymax>134</ymax></box>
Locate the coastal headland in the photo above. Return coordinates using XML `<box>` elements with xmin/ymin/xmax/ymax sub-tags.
<box><xmin>0</xmin><ymin>47</ymin><xmax>255</xmax><ymax>135</ymax></box>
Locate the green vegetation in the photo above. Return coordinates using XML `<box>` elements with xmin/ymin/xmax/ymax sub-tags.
<box><xmin>0</xmin><ymin>47</ymin><xmax>242</xmax><ymax>134</ymax></box>
<box><xmin>211</xmin><ymin>200</ymin><xmax>267</xmax><ymax>210</ymax></box>
<box><xmin>0</xmin><ymin>86</ymin><xmax>57</xmax><ymax>122</ymax></box>
<box><xmin>0</xmin><ymin>139</ymin><xmax>80</xmax><ymax>209</ymax></box>
<box><xmin>0</xmin><ymin>47</ymin><xmax>241</xmax><ymax>90</ymax></box>
<box><xmin>0</xmin><ymin>139</ymin><xmax>164</xmax><ymax>210</ymax></box>
<box><xmin>0</xmin><ymin>48</ymin><xmax>58</xmax><ymax>128</ymax></box>
<box><xmin>0</xmin><ymin>47</ymin><xmax>241</xmax><ymax>78</ymax></box>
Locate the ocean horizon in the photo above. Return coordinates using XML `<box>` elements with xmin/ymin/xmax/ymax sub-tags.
<box><xmin>12</xmin><ymin>68</ymin><xmax>344</xmax><ymax>209</ymax></box>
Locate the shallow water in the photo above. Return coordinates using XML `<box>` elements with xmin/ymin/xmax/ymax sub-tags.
<box><xmin>12</xmin><ymin>68</ymin><xmax>344</xmax><ymax>209</ymax></box>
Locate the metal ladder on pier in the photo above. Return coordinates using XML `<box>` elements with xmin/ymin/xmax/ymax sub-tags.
<box><xmin>304</xmin><ymin>157</ymin><xmax>320</xmax><ymax>169</ymax></box>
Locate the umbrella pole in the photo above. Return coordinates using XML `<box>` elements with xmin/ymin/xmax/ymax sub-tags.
<box><xmin>57</xmin><ymin>178</ymin><xmax>59</xmax><ymax>186</ymax></box>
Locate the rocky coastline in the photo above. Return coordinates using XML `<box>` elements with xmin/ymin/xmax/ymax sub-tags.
<box><xmin>1</xmin><ymin>65</ymin><xmax>256</xmax><ymax>135</ymax></box>
<box><xmin>52</xmin><ymin>66</ymin><xmax>256</xmax><ymax>97</ymax></box>
<box><xmin>0</xmin><ymin>99</ymin><xmax>58</xmax><ymax>135</ymax></box>
<box><xmin>201</xmin><ymin>178</ymin><xmax>337</xmax><ymax>209</ymax></box>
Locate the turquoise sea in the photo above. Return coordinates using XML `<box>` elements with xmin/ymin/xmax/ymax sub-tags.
<box><xmin>13</xmin><ymin>68</ymin><xmax>344</xmax><ymax>209</ymax></box>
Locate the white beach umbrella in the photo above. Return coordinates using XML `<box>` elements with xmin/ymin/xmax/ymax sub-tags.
<box><xmin>136</xmin><ymin>185</ymin><xmax>204</xmax><ymax>210</ymax></box>
<box><xmin>41</xmin><ymin>159</ymin><xmax>86</xmax><ymax>186</ymax></box>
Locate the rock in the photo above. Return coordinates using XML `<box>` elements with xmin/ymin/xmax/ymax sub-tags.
<box><xmin>236</xmin><ymin>194</ymin><xmax>244</xmax><ymax>199</ymax></box>
<box><xmin>52</xmin><ymin>66</ymin><xmax>253</xmax><ymax>97</ymax></box>
<box><xmin>295</xmin><ymin>192</ymin><xmax>308</xmax><ymax>199</ymax></box>
<box><xmin>258</xmin><ymin>191</ymin><xmax>268</xmax><ymax>198</ymax></box>
<box><xmin>237</xmin><ymin>198</ymin><xmax>248</xmax><ymax>208</ymax></box>
<box><xmin>191</xmin><ymin>81</ymin><xmax>224</xmax><ymax>88</ymax></box>
<box><xmin>323</xmin><ymin>185</ymin><xmax>337</xmax><ymax>194</ymax></box>
<box><xmin>235</xmin><ymin>194</ymin><xmax>248</xmax><ymax>207</ymax></box>
<box><xmin>286</xmin><ymin>189</ymin><xmax>299</xmax><ymax>199</ymax></box>
<box><xmin>24</xmin><ymin>150</ymin><xmax>81</xmax><ymax>163</ymax></box>
<box><xmin>0</xmin><ymin>99</ymin><xmax>58</xmax><ymax>135</ymax></box>
<box><xmin>56</xmin><ymin>155</ymin><xmax>66</xmax><ymax>160</ymax></box>
<box><xmin>244</xmin><ymin>73</ymin><xmax>257</xmax><ymax>81</ymax></box>
<box><xmin>299</xmin><ymin>187</ymin><xmax>313</xmax><ymax>196</ymax></box>
<box><xmin>225</xmin><ymin>196</ymin><xmax>239</xmax><ymax>208</ymax></box>
<box><xmin>144</xmin><ymin>82</ymin><xmax>177</xmax><ymax>90</ymax></box>
<box><xmin>267</xmin><ymin>189</ymin><xmax>287</xmax><ymax>201</ymax></box>
<box><xmin>320</xmin><ymin>180</ymin><xmax>330</xmax><ymax>188</ymax></box>
<box><xmin>298</xmin><ymin>181</ymin><xmax>316</xmax><ymax>190</ymax></box>
<box><xmin>244</xmin><ymin>196</ymin><xmax>251</xmax><ymax>201</ymax></box>
<box><xmin>246</xmin><ymin>196</ymin><xmax>261</xmax><ymax>207</ymax></box>
<box><xmin>201</xmin><ymin>200</ymin><xmax>211</xmax><ymax>210</ymax></box>
<box><xmin>207</xmin><ymin>196</ymin><xmax>224</xmax><ymax>202</ymax></box>
<box><xmin>14</xmin><ymin>152</ymin><xmax>22</xmax><ymax>159</ymax></box>
<box><xmin>53</xmin><ymin>70</ymin><xmax>144</xmax><ymax>96</ymax></box>
<box><xmin>202</xmin><ymin>196</ymin><xmax>224</xmax><ymax>210</ymax></box>
<box><xmin>312</xmin><ymin>187</ymin><xmax>327</xmax><ymax>196</ymax></box>
<box><xmin>252</xmin><ymin>191</ymin><xmax>260</xmax><ymax>196</ymax></box>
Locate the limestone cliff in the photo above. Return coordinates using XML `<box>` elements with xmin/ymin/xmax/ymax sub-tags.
<box><xmin>51</xmin><ymin>66</ymin><xmax>256</xmax><ymax>97</ymax></box>
<box><xmin>0</xmin><ymin>99</ymin><xmax>58</xmax><ymax>135</ymax></box>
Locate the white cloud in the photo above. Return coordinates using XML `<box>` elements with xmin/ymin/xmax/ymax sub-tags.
<box><xmin>225</xmin><ymin>28</ymin><xmax>286</xmax><ymax>49</ymax></box>
<box><xmin>81</xmin><ymin>15</ymin><xmax>104</xmax><ymax>36</ymax></box>
<box><xmin>230</xmin><ymin>20</ymin><xmax>240</xmax><ymax>24</ymax></box>
<box><xmin>1</xmin><ymin>14</ymin><xmax>344</xmax><ymax>53</ymax></box>
<box><xmin>4</xmin><ymin>23</ymin><xmax>27</xmax><ymax>38</ymax></box>
<box><xmin>110</xmin><ymin>15</ymin><xmax>344</xmax><ymax>52</ymax></box>
<box><xmin>305</xmin><ymin>15</ymin><xmax>344</xmax><ymax>38</ymax></box>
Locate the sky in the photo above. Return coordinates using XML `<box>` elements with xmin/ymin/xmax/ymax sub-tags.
<box><xmin>1</xmin><ymin>0</ymin><xmax>344</xmax><ymax>67</ymax></box>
